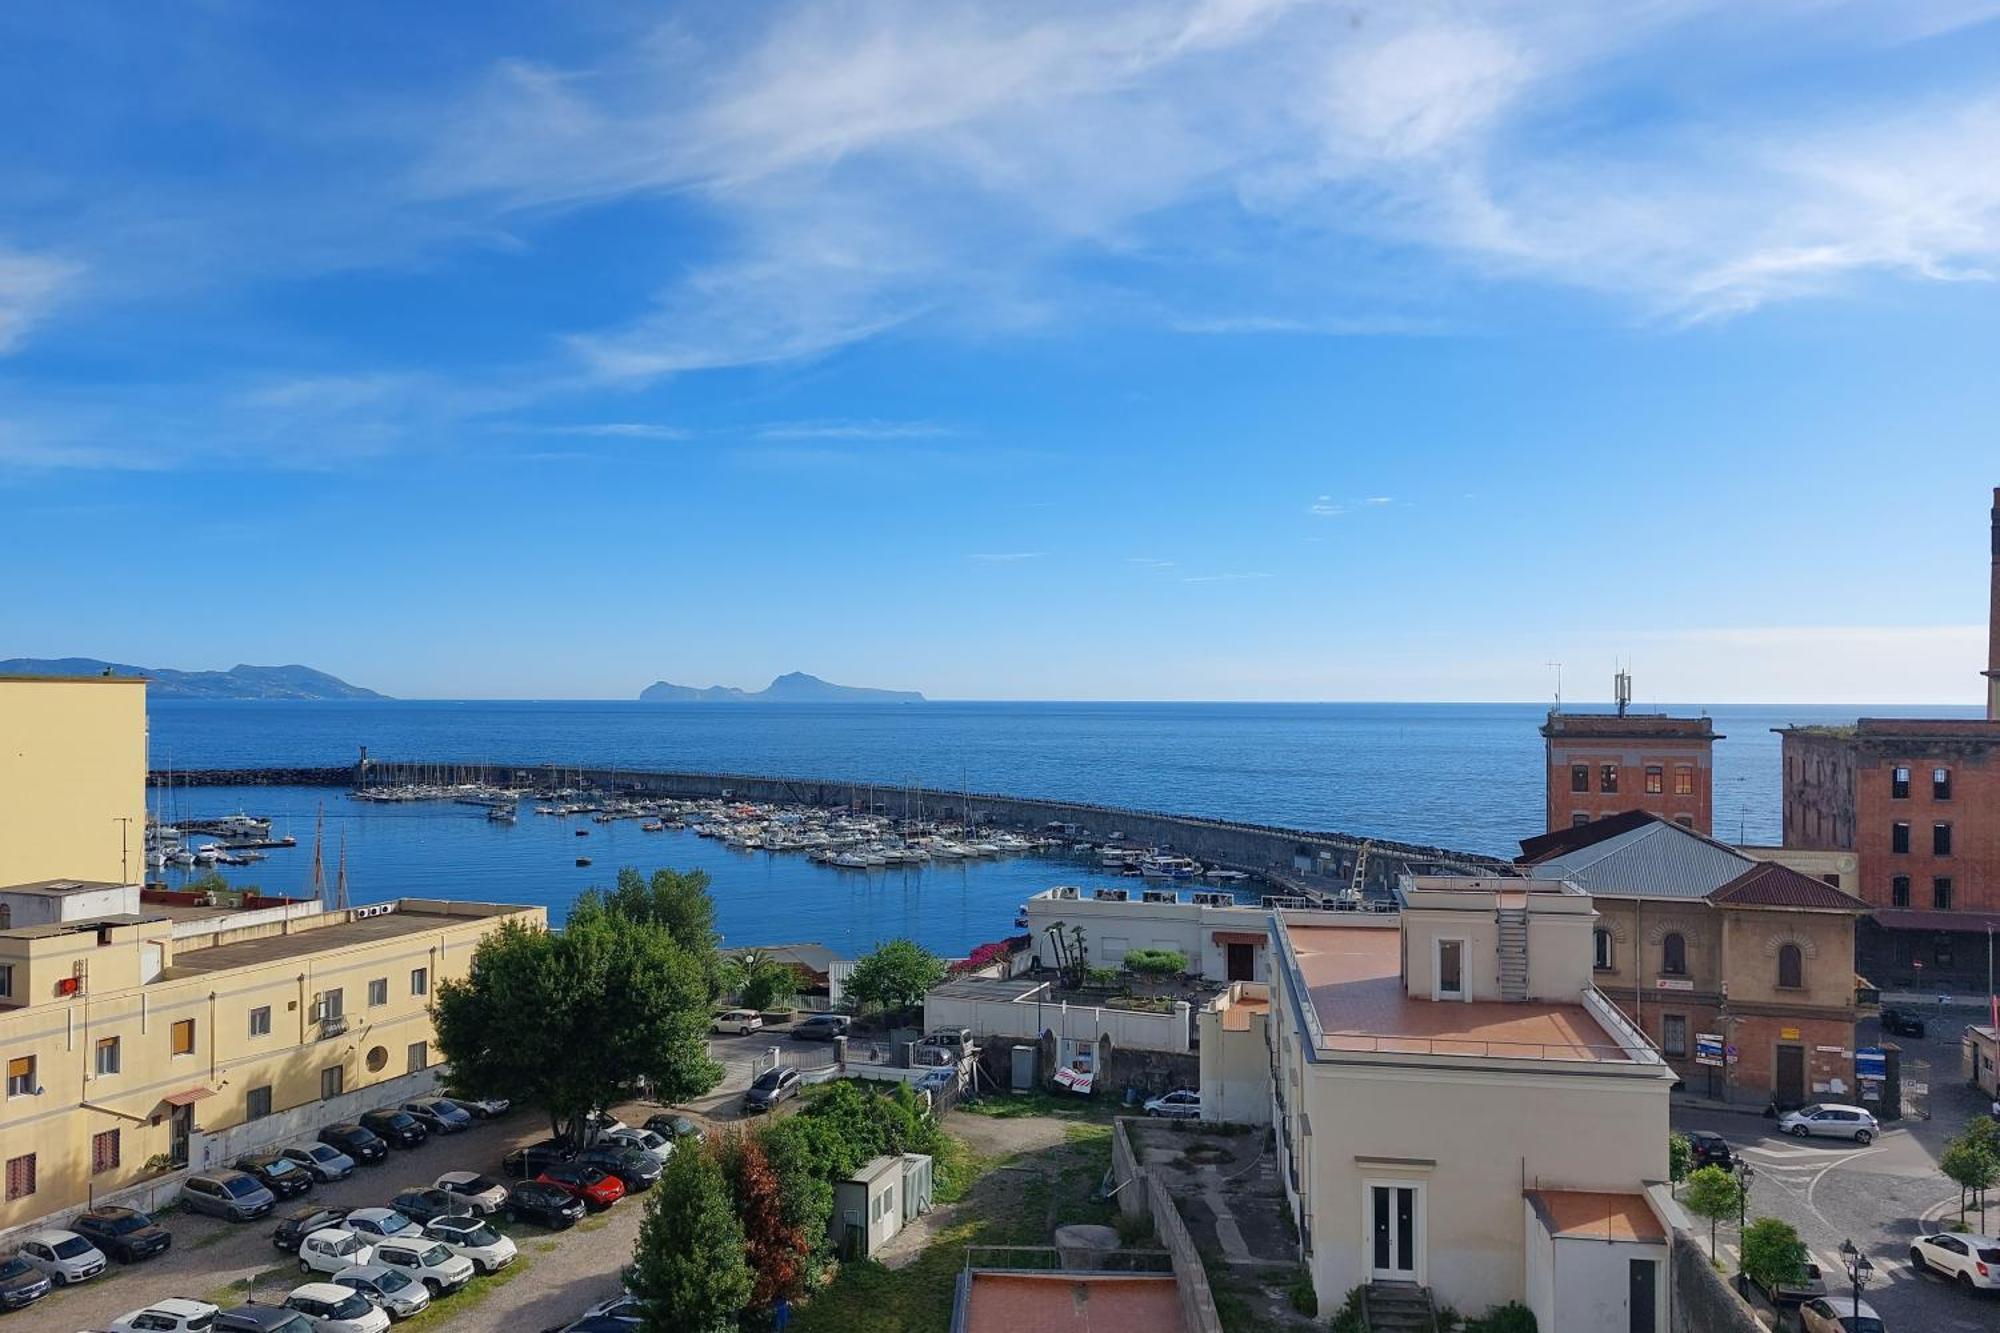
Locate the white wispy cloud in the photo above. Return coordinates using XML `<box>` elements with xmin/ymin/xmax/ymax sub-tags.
<box><xmin>0</xmin><ymin>247</ymin><xmax>84</xmax><ymax>354</ymax></box>
<box><xmin>756</xmin><ymin>419</ymin><xmax>952</xmax><ymax>440</ymax></box>
<box><xmin>1308</xmin><ymin>496</ymin><xmax>1346</xmax><ymax>517</ymax></box>
<box><xmin>1127</xmin><ymin>557</ymin><xmax>1177</xmax><ymax>569</ymax></box>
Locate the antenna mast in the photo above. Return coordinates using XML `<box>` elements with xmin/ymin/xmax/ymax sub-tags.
<box><xmin>309</xmin><ymin>803</ymin><xmax>327</xmax><ymax>907</ymax></box>
<box><xmin>334</xmin><ymin>832</ymin><xmax>350</xmax><ymax>911</ymax></box>
<box><xmin>1614</xmin><ymin>667</ymin><xmax>1633</xmax><ymax>718</ymax></box>
<box><xmin>1546</xmin><ymin>662</ymin><xmax>1563</xmax><ymax>713</ymax></box>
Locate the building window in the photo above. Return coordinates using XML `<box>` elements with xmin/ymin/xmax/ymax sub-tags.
<box><xmin>1571</xmin><ymin>764</ymin><xmax>1589</xmax><ymax>793</ymax></box>
<box><xmin>1934</xmin><ymin>767</ymin><xmax>1952</xmax><ymax>800</ymax></box>
<box><xmin>1891</xmin><ymin>766</ymin><xmax>1910</xmax><ymax>799</ymax></box>
<box><xmin>246</xmin><ymin>1085</ymin><xmax>273</xmax><ymax>1121</ymax></box>
<box><xmin>1645</xmin><ymin>765</ymin><xmax>1664</xmax><ymax>795</ymax></box>
<box><xmin>1601</xmin><ymin>764</ymin><xmax>1619</xmax><ymax>794</ymax></box>
<box><xmin>0</xmin><ymin>965</ymin><xmax>10</xmax><ymax>998</ymax></box>
<box><xmin>1891</xmin><ymin>875</ymin><xmax>1910</xmax><ymax>907</ymax></box>
<box><xmin>1777</xmin><ymin>943</ymin><xmax>1804</xmax><ymax>990</ymax></box>
<box><xmin>1674</xmin><ymin>766</ymin><xmax>1694</xmax><ymax>796</ymax></box>
<box><xmin>410</xmin><ymin>967</ymin><xmax>429</xmax><ymax>997</ymax></box>
<box><xmin>5</xmin><ymin>1153</ymin><xmax>35</xmax><ymax>1201</ymax></box>
<box><xmin>368</xmin><ymin>978</ymin><xmax>389</xmax><ymax>1008</ymax></box>
<box><xmin>171</xmin><ymin>1018</ymin><xmax>195</xmax><ymax>1056</ymax></box>
<box><xmin>1661</xmin><ymin>1014</ymin><xmax>1688</xmax><ymax>1057</ymax></box>
<box><xmin>1573</xmin><ymin>813</ymin><xmax>1590</xmax><ymax>828</ymax></box>
<box><xmin>321</xmin><ymin>1066</ymin><xmax>344</xmax><ymax>1100</ymax></box>
<box><xmin>1674</xmin><ymin>815</ymin><xmax>1694</xmax><ymax>828</ymax></box>
<box><xmin>407</xmin><ymin>1041</ymin><xmax>428</xmax><ymax>1074</ymax></box>
<box><xmin>1936</xmin><ymin>939</ymin><xmax>1954</xmax><ymax>968</ymax></box>
<box><xmin>1661</xmin><ymin>932</ymin><xmax>1688</xmax><ymax>976</ymax></box>
<box><xmin>95</xmin><ymin>1036</ymin><xmax>120</xmax><ymax>1076</ymax></box>
<box><xmin>321</xmin><ymin>988</ymin><xmax>344</xmax><ymax>1020</ymax></box>
<box><xmin>1934</xmin><ymin>823</ymin><xmax>1952</xmax><ymax>856</ymax></box>
<box><xmin>1891</xmin><ymin>822</ymin><xmax>1910</xmax><ymax>854</ymax></box>
<box><xmin>249</xmin><ymin>1006</ymin><xmax>271</xmax><ymax>1037</ymax></box>
<box><xmin>1593</xmin><ymin>929</ymin><xmax>1613</xmax><ymax>971</ymax></box>
<box><xmin>91</xmin><ymin>1130</ymin><xmax>119</xmax><ymax>1175</ymax></box>
<box><xmin>1934</xmin><ymin>877</ymin><xmax>1953</xmax><ymax>911</ymax></box>
<box><xmin>5</xmin><ymin>1055</ymin><xmax>34</xmax><ymax>1098</ymax></box>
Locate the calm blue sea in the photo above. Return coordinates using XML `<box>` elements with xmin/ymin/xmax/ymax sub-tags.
<box><xmin>147</xmin><ymin>700</ymin><xmax>1979</xmax><ymax>955</ymax></box>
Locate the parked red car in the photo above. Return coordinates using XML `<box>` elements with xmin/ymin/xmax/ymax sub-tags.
<box><xmin>535</xmin><ymin>1164</ymin><xmax>625</xmax><ymax>1211</ymax></box>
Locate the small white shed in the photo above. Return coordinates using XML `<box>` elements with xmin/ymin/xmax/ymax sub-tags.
<box><xmin>900</xmin><ymin>1152</ymin><xmax>934</xmax><ymax>1222</ymax></box>
<box><xmin>835</xmin><ymin>1154</ymin><xmax>906</xmax><ymax>1258</ymax></box>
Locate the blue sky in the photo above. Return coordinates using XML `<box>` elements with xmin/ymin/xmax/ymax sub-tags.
<box><xmin>5</xmin><ymin>1</ymin><xmax>2000</xmax><ymax>703</ymax></box>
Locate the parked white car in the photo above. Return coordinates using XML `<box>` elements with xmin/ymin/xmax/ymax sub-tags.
<box><xmin>282</xmin><ymin>1281</ymin><xmax>393</xmax><ymax>1333</ymax></box>
<box><xmin>600</xmin><ymin>1127</ymin><xmax>674</xmax><ymax>1164</ymax></box>
<box><xmin>433</xmin><ymin>1171</ymin><xmax>510</xmax><ymax>1214</ymax></box>
<box><xmin>1143</xmin><ymin>1089</ymin><xmax>1203</xmax><ymax>1119</ymax></box>
<box><xmin>422</xmin><ymin>1215</ymin><xmax>517</xmax><ymax>1273</ymax></box>
<box><xmin>297</xmin><ymin>1227</ymin><xmax>374</xmax><ymax>1276</ymax></box>
<box><xmin>1799</xmin><ymin>1294</ymin><xmax>1885</xmax><ymax>1333</ymax></box>
<box><xmin>1910</xmin><ymin>1231</ymin><xmax>2000</xmax><ymax>1289</ymax></box>
<box><xmin>369</xmin><ymin>1238</ymin><xmax>475</xmax><ymax>1296</ymax></box>
<box><xmin>110</xmin><ymin>1299</ymin><xmax>221</xmax><ymax>1332</ymax></box>
<box><xmin>330</xmin><ymin>1263</ymin><xmax>432</xmax><ymax>1321</ymax></box>
<box><xmin>1778</xmin><ymin>1104</ymin><xmax>1879</xmax><ymax>1144</ymax></box>
<box><xmin>712</xmin><ymin>1009</ymin><xmax>763</xmax><ymax>1035</ymax></box>
<box><xmin>14</xmin><ymin>1228</ymin><xmax>107</xmax><ymax>1285</ymax></box>
<box><xmin>343</xmin><ymin>1208</ymin><xmax>423</xmax><ymax>1242</ymax></box>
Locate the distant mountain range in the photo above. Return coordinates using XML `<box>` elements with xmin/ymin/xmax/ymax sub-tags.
<box><xmin>639</xmin><ymin>671</ymin><xmax>925</xmax><ymax>704</ymax></box>
<box><xmin>0</xmin><ymin>658</ymin><xmax>388</xmax><ymax>701</ymax></box>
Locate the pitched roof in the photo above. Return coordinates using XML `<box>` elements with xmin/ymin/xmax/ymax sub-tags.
<box><xmin>1709</xmin><ymin>862</ymin><xmax>1868</xmax><ymax>912</ymax></box>
<box><xmin>1517</xmin><ymin>810</ymin><xmax>1660</xmax><ymax>864</ymax></box>
<box><xmin>1523</xmin><ymin>817</ymin><xmax>1755</xmax><ymax>900</ymax></box>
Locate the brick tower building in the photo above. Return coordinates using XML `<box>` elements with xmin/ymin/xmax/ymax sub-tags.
<box><xmin>1779</xmin><ymin>486</ymin><xmax>2000</xmax><ymax>993</ymax></box>
<box><xmin>1542</xmin><ymin>673</ymin><xmax>1720</xmax><ymax>834</ymax></box>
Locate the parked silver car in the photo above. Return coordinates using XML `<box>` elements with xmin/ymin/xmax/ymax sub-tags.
<box><xmin>1777</xmin><ymin>1103</ymin><xmax>1879</xmax><ymax>1144</ymax></box>
<box><xmin>13</xmin><ymin>1229</ymin><xmax>107</xmax><ymax>1285</ymax></box>
<box><xmin>182</xmin><ymin>1169</ymin><xmax>279</xmax><ymax>1220</ymax></box>
<box><xmin>331</xmin><ymin>1263</ymin><xmax>432</xmax><ymax>1321</ymax></box>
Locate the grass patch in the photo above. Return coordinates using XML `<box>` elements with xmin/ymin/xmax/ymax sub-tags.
<box><xmin>958</xmin><ymin>1089</ymin><xmax>1121</xmax><ymax>1124</ymax></box>
<box><xmin>387</xmin><ymin>1255</ymin><xmax>531</xmax><ymax>1332</ymax></box>
<box><xmin>534</xmin><ymin>1239</ymin><xmax>560</xmax><ymax>1253</ymax></box>
<box><xmin>577</xmin><ymin>1214</ymin><xmax>612</xmax><ymax>1233</ymax></box>
<box><xmin>185</xmin><ymin>1226</ymin><xmax>238</xmax><ymax>1252</ymax></box>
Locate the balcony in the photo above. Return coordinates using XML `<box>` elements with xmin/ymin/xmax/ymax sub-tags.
<box><xmin>318</xmin><ymin>1014</ymin><xmax>349</xmax><ymax>1039</ymax></box>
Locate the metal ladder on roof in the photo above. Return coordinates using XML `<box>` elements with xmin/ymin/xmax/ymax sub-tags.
<box><xmin>1497</xmin><ymin>904</ymin><xmax>1530</xmax><ymax>1001</ymax></box>
<box><xmin>1345</xmin><ymin>840</ymin><xmax>1372</xmax><ymax>904</ymax></box>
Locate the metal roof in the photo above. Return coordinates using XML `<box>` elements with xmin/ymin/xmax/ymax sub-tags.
<box><xmin>1530</xmin><ymin>820</ymin><xmax>1754</xmax><ymax>900</ymax></box>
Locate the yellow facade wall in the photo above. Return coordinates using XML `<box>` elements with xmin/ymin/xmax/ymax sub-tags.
<box><xmin>0</xmin><ymin>677</ymin><xmax>148</xmax><ymax>886</ymax></box>
<box><xmin>0</xmin><ymin>902</ymin><xmax>542</xmax><ymax>1229</ymax></box>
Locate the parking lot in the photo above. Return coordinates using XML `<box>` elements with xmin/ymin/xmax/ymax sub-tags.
<box><xmin>3</xmin><ymin>1031</ymin><xmax>781</xmax><ymax>1332</ymax></box>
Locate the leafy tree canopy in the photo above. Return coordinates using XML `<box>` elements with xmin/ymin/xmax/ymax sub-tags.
<box><xmin>630</xmin><ymin>1144</ymin><xmax>752</xmax><ymax>1333</ymax></box>
<box><xmin>845</xmin><ymin>938</ymin><xmax>947</xmax><ymax>1013</ymax></box>
<box><xmin>1681</xmin><ymin>1165</ymin><xmax>1744</xmax><ymax>1253</ymax></box>
<box><xmin>1739</xmin><ymin>1217</ymin><xmax>1807</xmax><ymax>1294</ymax></box>
<box><xmin>586</xmin><ymin>866</ymin><xmax>723</xmax><ymax>992</ymax></box>
<box><xmin>432</xmin><ymin>906</ymin><xmax>720</xmax><ymax>1147</ymax></box>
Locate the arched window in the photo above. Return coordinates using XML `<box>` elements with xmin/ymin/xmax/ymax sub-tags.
<box><xmin>1777</xmin><ymin>943</ymin><xmax>1804</xmax><ymax>990</ymax></box>
<box><xmin>1661</xmin><ymin>932</ymin><xmax>1687</xmax><ymax>976</ymax></box>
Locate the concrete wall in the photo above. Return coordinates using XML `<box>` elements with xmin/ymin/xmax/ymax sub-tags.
<box><xmin>189</xmin><ymin>1065</ymin><xmax>444</xmax><ymax>1170</ymax></box>
<box><xmin>1738</xmin><ymin>846</ymin><xmax>1859</xmax><ymax>895</ymax></box>
<box><xmin>924</xmin><ymin>985</ymin><xmax>1191</xmax><ymax>1054</ymax></box>
<box><xmin>1197</xmin><ymin>983</ymin><xmax>1272</xmax><ymax>1125</ymax></box>
<box><xmin>1549</xmin><ymin>1234</ymin><xmax>1668</xmax><ymax>1333</ymax></box>
<box><xmin>0</xmin><ymin>677</ymin><xmax>147</xmax><ymax>887</ymax></box>
<box><xmin>1668</xmin><ymin>1228</ymin><xmax>1761</xmax><ymax>1333</ymax></box>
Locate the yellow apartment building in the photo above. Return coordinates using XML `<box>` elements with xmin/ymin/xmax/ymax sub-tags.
<box><xmin>0</xmin><ymin>676</ymin><xmax>147</xmax><ymax>888</ymax></box>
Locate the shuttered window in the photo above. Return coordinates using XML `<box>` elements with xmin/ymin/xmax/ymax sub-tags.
<box><xmin>5</xmin><ymin>1153</ymin><xmax>35</xmax><ymax>1200</ymax></box>
<box><xmin>92</xmin><ymin>1130</ymin><xmax>120</xmax><ymax>1174</ymax></box>
<box><xmin>6</xmin><ymin>1055</ymin><xmax>34</xmax><ymax>1097</ymax></box>
<box><xmin>171</xmin><ymin>1019</ymin><xmax>195</xmax><ymax>1056</ymax></box>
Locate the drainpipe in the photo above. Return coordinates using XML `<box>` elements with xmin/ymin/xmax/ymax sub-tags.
<box><xmin>208</xmin><ymin>992</ymin><xmax>218</xmax><ymax>1085</ymax></box>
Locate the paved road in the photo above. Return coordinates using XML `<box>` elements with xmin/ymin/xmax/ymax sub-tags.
<box><xmin>1672</xmin><ymin>1014</ymin><xmax>1998</xmax><ymax>1332</ymax></box>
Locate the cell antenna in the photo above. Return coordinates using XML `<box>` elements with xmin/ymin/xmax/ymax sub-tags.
<box><xmin>1546</xmin><ymin>662</ymin><xmax>1563</xmax><ymax>713</ymax></box>
<box><xmin>1614</xmin><ymin>667</ymin><xmax>1632</xmax><ymax>718</ymax></box>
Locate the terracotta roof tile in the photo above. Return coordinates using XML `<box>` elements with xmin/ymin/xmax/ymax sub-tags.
<box><xmin>1709</xmin><ymin>862</ymin><xmax>1867</xmax><ymax>912</ymax></box>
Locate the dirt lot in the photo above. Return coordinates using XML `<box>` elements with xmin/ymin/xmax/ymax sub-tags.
<box><xmin>5</xmin><ymin>1030</ymin><xmax>785</xmax><ymax>1333</ymax></box>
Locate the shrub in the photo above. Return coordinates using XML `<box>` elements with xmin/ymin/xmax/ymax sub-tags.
<box><xmin>1286</xmin><ymin>1272</ymin><xmax>1318</xmax><ymax>1316</ymax></box>
<box><xmin>1112</xmin><ymin>1212</ymin><xmax>1154</xmax><ymax>1246</ymax></box>
<box><xmin>1122</xmin><ymin>948</ymin><xmax>1189</xmax><ymax>980</ymax></box>
<box><xmin>1465</xmin><ymin>1301</ymin><xmax>1537</xmax><ymax>1333</ymax></box>
<box><xmin>1739</xmin><ymin>1217</ymin><xmax>1806</xmax><ymax>1295</ymax></box>
<box><xmin>1328</xmin><ymin>1285</ymin><xmax>1367</xmax><ymax>1333</ymax></box>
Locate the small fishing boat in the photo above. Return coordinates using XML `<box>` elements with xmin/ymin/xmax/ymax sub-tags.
<box><xmin>575</xmin><ymin>856</ymin><xmax>592</xmax><ymax>867</ymax></box>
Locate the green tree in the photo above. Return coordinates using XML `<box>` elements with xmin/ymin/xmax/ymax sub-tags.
<box><xmin>1122</xmin><ymin>948</ymin><xmax>1189</xmax><ymax>981</ymax></box>
<box><xmin>721</xmin><ymin>1131</ymin><xmax>808</xmax><ymax>1310</ymax></box>
<box><xmin>589</xmin><ymin>866</ymin><xmax>723</xmax><ymax>993</ymax></box>
<box><xmin>630</xmin><ymin>1144</ymin><xmax>752</xmax><ymax>1333</ymax></box>
<box><xmin>1941</xmin><ymin>1134</ymin><xmax>1999</xmax><ymax>1230</ymax></box>
<box><xmin>845</xmin><ymin>938</ymin><xmax>947</xmax><ymax>1014</ymax></box>
<box><xmin>1682</xmin><ymin>1165</ymin><xmax>1744</xmax><ymax>1258</ymax></box>
<box><xmin>431</xmin><ymin>905</ymin><xmax>721</xmax><ymax>1148</ymax></box>
<box><xmin>724</xmin><ymin>950</ymin><xmax>800</xmax><ymax>1012</ymax></box>
<box><xmin>1667</xmin><ymin>1132</ymin><xmax>1693</xmax><ymax>1187</ymax></box>
<box><xmin>756</xmin><ymin>1115</ymin><xmax>838</xmax><ymax>1276</ymax></box>
<box><xmin>1739</xmin><ymin>1217</ymin><xmax>1807</xmax><ymax>1297</ymax></box>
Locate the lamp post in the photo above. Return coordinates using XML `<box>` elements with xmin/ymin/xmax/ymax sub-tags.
<box><xmin>1838</xmin><ymin>1239</ymin><xmax>1874</xmax><ymax>1319</ymax></box>
<box><xmin>1732</xmin><ymin>1160</ymin><xmax>1755</xmax><ymax>1292</ymax></box>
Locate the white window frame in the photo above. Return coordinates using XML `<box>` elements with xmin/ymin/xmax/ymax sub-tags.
<box><xmin>1431</xmin><ymin>937</ymin><xmax>1468</xmax><ymax>1003</ymax></box>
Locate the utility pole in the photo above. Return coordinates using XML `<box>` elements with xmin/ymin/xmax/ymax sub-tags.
<box><xmin>113</xmin><ymin>817</ymin><xmax>133</xmax><ymax>883</ymax></box>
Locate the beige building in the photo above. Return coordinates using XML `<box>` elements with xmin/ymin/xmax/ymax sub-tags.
<box><xmin>0</xmin><ymin>674</ymin><xmax>543</xmax><ymax>1230</ymax></box>
<box><xmin>1208</xmin><ymin>878</ymin><xmax>1678</xmax><ymax>1329</ymax></box>
<box><xmin>0</xmin><ymin>676</ymin><xmax>147</xmax><ymax>888</ymax></box>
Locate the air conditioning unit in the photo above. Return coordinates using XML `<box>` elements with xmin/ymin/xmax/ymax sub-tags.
<box><xmin>1141</xmin><ymin>890</ymin><xmax>1177</xmax><ymax>904</ymax></box>
<box><xmin>1050</xmin><ymin>886</ymin><xmax>1079</xmax><ymax>900</ymax></box>
<box><xmin>1093</xmin><ymin>888</ymin><xmax>1128</xmax><ymax>902</ymax></box>
<box><xmin>1191</xmin><ymin>892</ymin><xmax>1232</xmax><ymax>907</ymax></box>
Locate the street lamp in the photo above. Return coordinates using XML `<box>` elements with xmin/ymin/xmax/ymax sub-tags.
<box><xmin>1838</xmin><ymin>1239</ymin><xmax>1874</xmax><ymax>1318</ymax></box>
<box><xmin>1732</xmin><ymin>1161</ymin><xmax>1755</xmax><ymax>1292</ymax></box>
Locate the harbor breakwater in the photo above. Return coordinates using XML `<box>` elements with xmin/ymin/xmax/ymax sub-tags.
<box><xmin>153</xmin><ymin>759</ymin><xmax>1507</xmax><ymax>898</ymax></box>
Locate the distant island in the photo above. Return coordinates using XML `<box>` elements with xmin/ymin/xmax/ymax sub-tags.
<box><xmin>639</xmin><ymin>671</ymin><xmax>925</xmax><ymax>704</ymax></box>
<box><xmin>0</xmin><ymin>657</ymin><xmax>388</xmax><ymax>701</ymax></box>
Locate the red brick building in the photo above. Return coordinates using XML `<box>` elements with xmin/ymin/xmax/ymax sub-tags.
<box><xmin>1541</xmin><ymin>711</ymin><xmax>1719</xmax><ymax>834</ymax></box>
<box><xmin>1778</xmin><ymin>486</ymin><xmax>2000</xmax><ymax>993</ymax></box>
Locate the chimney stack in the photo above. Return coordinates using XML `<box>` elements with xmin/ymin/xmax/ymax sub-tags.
<box><xmin>1988</xmin><ymin>486</ymin><xmax>2000</xmax><ymax>720</ymax></box>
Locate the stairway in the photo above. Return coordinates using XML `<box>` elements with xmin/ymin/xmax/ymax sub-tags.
<box><xmin>1363</xmin><ymin>1280</ymin><xmax>1439</xmax><ymax>1332</ymax></box>
<box><xmin>1496</xmin><ymin>905</ymin><xmax>1529</xmax><ymax>1001</ymax></box>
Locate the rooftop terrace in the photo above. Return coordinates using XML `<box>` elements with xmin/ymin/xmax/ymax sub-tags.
<box><xmin>1285</xmin><ymin>924</ymin><xmax>1632</xmax><ymax>1062</ymax></box>
<box><xmin>959</xmin><ymin>1272</ymin><xmax>1186</xmax><ymax>1333</ymax></box>
<box><xmin>168</xmin><ymin>900</ymin><xmax>530</xmax><ymax>974</ymax></box>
